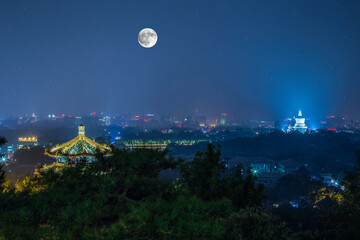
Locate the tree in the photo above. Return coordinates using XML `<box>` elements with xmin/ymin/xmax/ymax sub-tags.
<box><xmin>0</xmin><ymin>138</ymin><xmax>9</xmax><ymax>192</ymax></box>
<box><xmin>313</xmin><ymin>154</ymin><xmax>360</xmax><ymax>240</ymax></box>
<box><xmin>0</xmin><ymin>148</ymin><xmax>180</xmax><ymax>239</ymax></box>
<box><xmin>0</xmin><ymin>142</ymin><xmax>332</xmax><ymax>239</ymax></box>
<box><xmin>180</xmin><ymin>144</ymin><xmax>265</xmax><ymax>208</ymax></box>
<box><xmin>227</xmin><ymin>167</ymin><xmax>265</xmax><ymax>208</ymax></box>
<box><xmin>0</xmin><ymin>137</ymin><xmax>5</xmax><ymax>146</ymax></box>
<box><xmin>225</xmin><ymin>208</ymin><xmax>318</xmax><ymax>240</ymax></box>
<box><xmin>104</xmin><ymin>196</ymin><xmax>232</xmax><ymax>239</ymax></box>
<box><xmin>330</xmin><ymin>156</ymin><xmax>360</xmax><ymax>239</ymax></box>
<box><xmin>180</xmin><ymin>144</ymin><xmax>225</xmax><ymax>201</ymax></box>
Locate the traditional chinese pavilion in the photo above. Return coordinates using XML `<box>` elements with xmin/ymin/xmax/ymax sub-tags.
<box><xmin>45</xmin><ymin>124</ymin><xmax>111</xmax><ymax>163</ymax></box>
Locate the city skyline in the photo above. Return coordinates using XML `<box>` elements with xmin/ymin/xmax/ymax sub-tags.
<box><xmin>0</xmin><ymin>108</ymin><xmax>357</xmax><ymax>122</ymax></box>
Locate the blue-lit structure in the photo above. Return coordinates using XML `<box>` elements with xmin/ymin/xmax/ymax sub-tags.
<box><xmin>287</xmin><ymin>109</ymin><xmax>308</xmax><ymax>133</ymax></box>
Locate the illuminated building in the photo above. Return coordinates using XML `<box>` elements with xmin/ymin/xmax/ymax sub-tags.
<box><xmin>182</xmin><ymin>116</ymin><xmax>195</xmax><ymax>128</ymax></box>
<box><xmin>228</xmin><ymin>157</ymin><xmax>285</xmax><ymax>188</ymax></box>
<box><xmin>105</xmin><ymin>116</ymin><xmax>111</xmax><ymax>126</ymax></box>
<box><xmin>18</xmin><ymin>137</ymin><xmax>38</xmax><ymax>142</ymax></box>
<box><xmin>287</xmin><ymin>109</ymin><xmax>308</xmax><ymax>133</ymax></box>
<box><xmin>17</xmin><ymin>116</ymin><xmax>24</xmax><ymax>125</ymax></box>
<box><xmin>7</xmin><ymin>145</ymin><xmax>13</xmax><ymax>161</ymax></box>
<box><xmin>124</xmin><ymin>143</ymin><xmax>168</xmax><ymax>150</ymax></box>
<box><xmin>18</xmin><ymin>136</ymin><xmax>38</xmax><ymax>149</ymax></box>
<box><xmin>250</xmin><ymin>158</ymin><xmax>285</xmax><ymax>174</ymax></box>
<box><xmin>248</xmin><ymin>120</ymin><xmax>274</xmax><ymax>129</ymax></box>
<box><xmin>45</xmin><ymin>124</ymin><xmax>111</xmax><ymax>163</ymax></box>
<box><xmin>220</xmin><ymin>113</ymin><xmax>227</xmax><ymax>126</ymax></box>
<box><xmin>322</xmin><ymin>115</ymin><xmax>356</xmax><ymax>130</ymax></box>
<box><xmin>0</xmin><ymin>147</ymin><xmax>6</xmax><ymax>163</ymax></box>
<box><xmin>160</xmin><ymin>115</ymin><xmax>171</xmax><ymax>126</ymax></box>
<box><xmin>99</xmin><ymin>116</ymin><xmax>111</xmax><ymax>126</ymax></box>
<box><xmin>196</xmin><ymin>116</ymin><xmax>207</xmax><ymax>128</ymax></box>
<box><xmin>31</xmin><ymin>113</ymin><xmax>38</xmax><ymax>122</ymax></box>
<box><xmin>145</xmin><ymin>113</ymin><xmax>155</xmax><ymax>122</ymax></box>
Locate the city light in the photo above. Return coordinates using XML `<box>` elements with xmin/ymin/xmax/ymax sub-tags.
<box><xmin>18</xmin><ymin>137</ymin><xmax>38</xmax><ymax>142</ymax></box>
<box><xmin>251</xmin><ymin>168</ymin><xmax>259</xmax><ymax>176</ymax></box>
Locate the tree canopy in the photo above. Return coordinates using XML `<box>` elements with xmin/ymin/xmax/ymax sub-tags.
<box><xmin>0</xmin><ymin>142</ymin><xmax>358</xmax><ymax>239</ymax></box>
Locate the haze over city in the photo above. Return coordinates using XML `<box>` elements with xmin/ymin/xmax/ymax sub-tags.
<box><xmin>1</xmin><ymin>0</ymin><xmax>360</xmax><ymax>120</ymax></box>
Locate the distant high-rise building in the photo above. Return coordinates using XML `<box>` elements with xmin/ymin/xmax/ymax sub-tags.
<box><xmin>197</xmin><ymin>116</ymin><xmax>206</xmax><ymax>127</ymax></box>
<box><xmin>7</xmin><ymin>145</ymin><xmax>13</xmax><ymax>161</ymax></box>
<box><xmin>182</xmin><ymin>116</ymin><xmax>195</xmax><ymax>128</ymax></box>
<box><xmin>219</xmin><ymin>113</ymin><xmax>227</xmax><ymax>126</ymax></box>
<box><xmin>160</xmin><ymin>114</ymin><xmax>171</xmax><ymax>124</ymax></box>
<box><xmin>31</xmin><ymin>113</ymin><xmax>38</xmax><ymax>122</ymax></box>
<box><xmin>104</xmin><ymin>116</ymin><xmax>111</xmax><ymax>126</ymax></box>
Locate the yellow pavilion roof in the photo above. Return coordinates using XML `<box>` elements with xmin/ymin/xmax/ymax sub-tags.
<box><xmin>45</xmin><ymin>124</ymin><xmax>111</xmax><ymax>159</ymax></box>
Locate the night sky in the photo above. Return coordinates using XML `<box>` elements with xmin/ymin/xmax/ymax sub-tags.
<box><xmin>1</xmin><ymin>0</ymin><xmax>360</xmax><ymax>121</ymax></box>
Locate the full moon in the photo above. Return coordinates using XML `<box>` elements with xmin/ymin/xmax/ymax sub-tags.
<box><xmin>138</xmin><ymin>28</ymin><xmax>158</xmax><ymax>48</ymax></box>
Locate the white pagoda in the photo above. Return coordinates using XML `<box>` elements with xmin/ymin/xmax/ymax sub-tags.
<box><xmin>287</xmin><ymin>109</ymin><xmax>308</xmax><ymax>133</ymax></box>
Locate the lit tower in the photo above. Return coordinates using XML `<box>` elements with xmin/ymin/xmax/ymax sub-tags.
<box><xmin>45</xmin><ymin>124</ymin><xmax>111</xmax><ymax>163</ymax></box>
<box><xmin>287</xmin><ymin>109</ymin><xmax>308</xmax><ymax>133</ymax></box>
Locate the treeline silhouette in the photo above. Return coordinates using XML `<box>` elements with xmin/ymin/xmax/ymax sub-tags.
<box><xmin>0</xmin><ymin>139</ymin><xmax>359</xmax><ymax>239</ymax></box>
<box><xmin>171</xmin><ymin>130</ymin><xmax>360</xmax><ymax>175</ymax></box>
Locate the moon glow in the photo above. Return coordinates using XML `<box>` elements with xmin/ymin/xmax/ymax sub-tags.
<box><xmin>138</xmin><ymin>28</ymin><xmax>158</xmax><ymax>48</ymax></box>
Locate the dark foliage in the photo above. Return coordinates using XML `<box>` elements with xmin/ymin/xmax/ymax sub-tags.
<box><xmin>0</xmin><ymin>137</ymin><xmax>6</xmax><ymax>146</ymax></box>
<box><xmin>0</xmin><ymin>142</ymin><xmax>358</xmax><ymax>239</ymax></box>
<box><xmin>180</xmin><ymin>144</ymin><xmax>265</xmax><ymax>207</ymax></box>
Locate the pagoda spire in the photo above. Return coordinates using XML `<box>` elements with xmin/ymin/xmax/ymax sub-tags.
<box><xmin>298</xmin><ymin>109</ymin><xmax>302</xmax><ymax>117</ymax></box>
<box><xmin>78</xmin><ymin>124</ymin><xmax>85</xmax><ymax>136</ymax></box>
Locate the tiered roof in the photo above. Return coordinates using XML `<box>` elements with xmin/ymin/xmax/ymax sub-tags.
<box><xmin>45</xmin><ymin>124</ymin><xmax>111</xmax><ymax>159</ymax></box>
